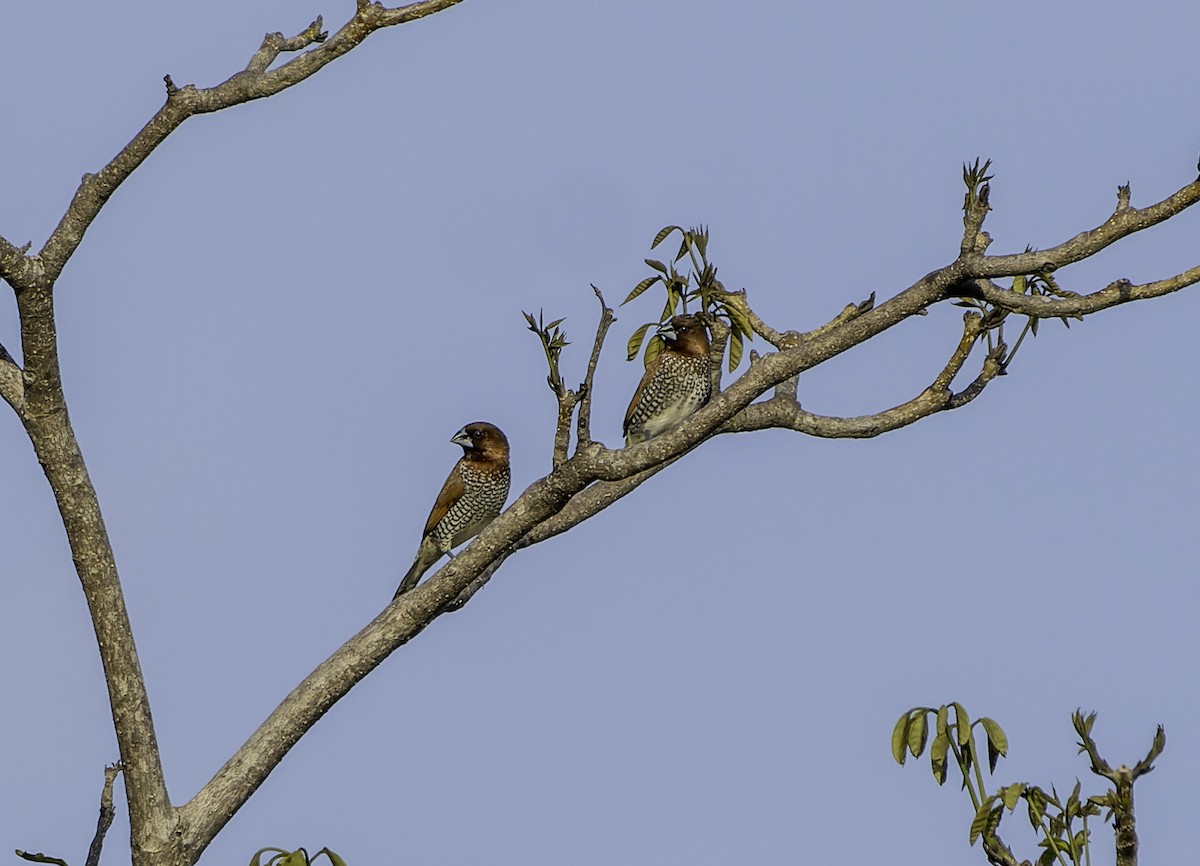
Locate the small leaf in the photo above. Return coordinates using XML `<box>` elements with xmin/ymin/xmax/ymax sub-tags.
<box><xmin>316</xmin><ymin>850</ymin><xmax>348</xmax><ymax>866</ymax></box>
<box><xmin>952</xmin><ymin>703</ymin><xmax>971</xmax><ymax>747</ymax></box>
<box><xmin>1144</xmin><ymin>724</ymin><xmax>1167</xmax><ymax>766</ymax></box>
<box><xmin>930</xmin><ymin>731</ymin><xmax>950</xmax><ymax>785</ymax></box>
<box><xmin>675</xmin><ymin>235</ymin><xmax>691</xmax><ymax>263</ymax></box>
<box><xmin>644</xmin><ymin>335</ymin><xmax>664</xmax><ymax>370</ymax></box>
<box><xmin>722</xmin><ymin>299</ymin><xmax>754</xmax><ymax>341</ymax></box>
<box><xmin>1011</xmin><ymin>274</ymin><xmax>1027</xmax><ymax>293</ymax></box>
<box><xmin>651</xmin><ymin>225</ymin><xmax>681</xmax><ymax>249</ymax></box>
<box><xmin>623</xmin><ymin>276</ymin><xmax>662</xmax><ymax>306</ymax></box>
<box><xmin>892</xmin><ymin>713</ymin><xmax>912</xmax><ymax>765</ymax></box>
<box><xmin>728</xmin><ymin>329</ymin><xmax>744</xmax><ymax>372</ymax></box>
<box><xmin>1002</xmin><ymin>782</ymin><xmax>1025</xmax><ymax>810</ymax></box>
<box><xmin>969</xmin><ymin>799</ymin><xmax>998</xmax><ymax>846</ymax></box>
<box><xmin>979</xmin><ymin>717</ymin><xmax>1008</xmax><ymax>771</ymax></box>
<box><xmin>645</xmin><ymin>258</ymin><xmax>669</xmax><ymax>275</ymax></box>
<box><xmin>626</xmin><ymin>322</ymin><xmax>655</xmax><ymax>362</ymax></box>
<box><xmin>908</xmin><ymin>712</ymin><xmax>929</xmax><ymax>758</ymax></box>
<box><xmin>935</xmin><ymin>705</ymin><xmax>948</xmax><ymax>740</ymax></box>
<box><xmin>1037</xmin><ymin>848</ymin><xmax>1057</xmax><ymax>866</ymax></box>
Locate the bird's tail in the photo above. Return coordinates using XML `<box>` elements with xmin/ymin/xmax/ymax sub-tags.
<box><xmin>394</xmin><ymin>539</ymin><xmax>440</xmax><ymax>598</ymax></box>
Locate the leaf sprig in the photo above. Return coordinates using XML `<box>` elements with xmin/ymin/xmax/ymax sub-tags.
<box><xmin>523</xmin><ymin>309</ymin><xmax>571</xmax><ymax>394</ymax></box>
<box><xmin>622</xmin><ymin>225</ymin><xmax>754</xmax><ymax>372</ymax></box>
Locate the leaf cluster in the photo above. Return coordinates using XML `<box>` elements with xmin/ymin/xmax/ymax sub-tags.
<box><xmin>893</xmin><ymin>704</ymin><xmax>1163</xmax><ymax>866</ymax></box>
<box><xmin>249</xmin><ymin>847</ymin><xmax>347</xmax><ymax>866</ymax></box>
<box><xmin>623</xmin><ymin>225</ymin><xmax>754</xmax><ymax>372</ymax></box>
<box><xmin>963</xmin><ymin>157</ymin><xmax>994</xmax><ymax>216</ymax></box>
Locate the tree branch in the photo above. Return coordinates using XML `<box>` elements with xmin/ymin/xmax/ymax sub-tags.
<box><xmin>719</xmin><ymin>311</ymin><xmax>1001</xmax><ymax>437</ymax></box>
<box><xmin>245</xmin><ymin>17</ymin><xmax>328</xmax><ymax>74</ymax></box>
<box><xmin>35</xmin><ymin>0</ymin><xmax>469</xmax><ymax>282</ymax></box>
<box><xmin>13</xmin><ymin>283</ymin><xmax>174</xmax><ymax>855</ymax></box>
<box><xmin>970</xmin><ymin>178</ymin><xmax>1200</xmax><ymax>277</ymax></box>
<box><xmin>85</xmin><ymin>763</ymin><xmax>122</xmax><ymax>866</ymax></box>
<box><xmin>575</xmin><ymin>285</ymin><xmax>614</xmax><ymax>447</ymax></box>
<box><xmin>958</xmin><ymin>265</ymin><xmax>1200</xmax><ymax>318</ymax></box>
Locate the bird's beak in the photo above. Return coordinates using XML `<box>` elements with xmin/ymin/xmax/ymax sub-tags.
<box><xmin>656</xmin><ymin>321</ymin><xmax>678</xmax><ymax>341</ymax></box>
<box><xmin>451</xmin><ymin>428</ymin><xmax>473</xmax><ymax>449</ymax></box>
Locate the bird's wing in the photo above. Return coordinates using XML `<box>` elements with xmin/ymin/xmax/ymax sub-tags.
<box><xmin>423</xmin><ymin>460</ymin><xmax>465</xmax><ymax>537</ymax></box>
<box><xmin>623</xmin><ymin>353</ymin><xmax>662</xmax><ymax>437</ymax></box>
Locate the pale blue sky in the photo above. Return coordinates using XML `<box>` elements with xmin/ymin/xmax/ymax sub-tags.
<box><xmin>2</xmin><ymin>2</ymin><xmax>1198</xmax><ymax>864</ymax></box>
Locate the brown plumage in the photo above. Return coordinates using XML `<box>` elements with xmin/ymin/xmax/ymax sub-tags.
<box><xmin>624</xmin><ymin>314</ymin><xmax>712</xmax><ymax>446</ymax></box>
<box><xmin>394</xmin><ymin>422</ymin><xmax>511</xmax><ymax>598</ymax></box>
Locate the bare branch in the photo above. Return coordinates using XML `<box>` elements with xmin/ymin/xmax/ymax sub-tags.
<box><xmin>15</xmin><ymin>852</ymin><xmax>68</xmax><ymax>866</ymax></box>
<box><xmin>551</xmin><ymin>390</ymin><xmax>578</xmax><ymax>468</ymax></box>
<box><xmin>720</xmin><ymin>312</ymin><xmax>998</xmax><ymax>437</ymax></box>
<box><xmin>972</xmin><ymin>177</ymin><xmax>1200</xmax><ymax>279</ymax></box>
<box><xmin>794</xmin><ymin>292</ymin><xmax>876</xmax><ymax>345</ymax></box>
<box><xmin>575</xmin><ymin>285</ymin><xmax>614</xmax><ymax>447</ymax></box>
<box><xmin>35</xmin><ymin>0</ymin><xmax>469</xmax><ymax>282</ymax></box>
<box><xmin>84</xmin><ymin>764</ymin><xmax>122</xmax><ymax>866</ymax></box>
<box><xmin>245</xmin><ymin>18</ymin><xmax>328</xmax><ymax>73</ymax></box>
<box><xmin>518</xmin><ymin>458</ymin><xmax>683</xmax><ymax>550</ymax></box>
<box><xmin>958</xmin><ymin>265</ymin><xmax>1200</xmax><ymax>318</ymax></box>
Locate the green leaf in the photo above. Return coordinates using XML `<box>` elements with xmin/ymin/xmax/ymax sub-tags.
<box><xmin>626</xmin><ymin>322</ymin><xmax>655</xmax><ymax>362</ymax></box>
<box><xmin>1027</xmin><ymin>786</ymin><xmax>1047</xmax><ymax>829</ymax></box>
<box><xmin>891</xmin><ymin>713</ymin><xmax>912</xmax><ymax>765</ymax></box>
<box><xmin>727</xmin><ymin>329</ymin><xmax>743</xmax><ymax>372</ymax></box>
<box><xmin>643</xmin><ymin>335</ymin><xmax>664</xmax><ymax>370</ymax></box>
<box><xmin>645</xmin><ymin>258</ymin><xmax>668</xmax><ymax>275</ymax></box>
<box><xmin>969</xmin><ymin>799</ymin><xmax>998</xmax><ymax>846</ymax></box>
<box><xmin>1001</xmin><ymin>782</ymin><xmax>1025</xmax><ymax>810</ymax></box>
<box><xmin>651</xmin><ymin>225</ymin><xmax>681</xmax><ymax>249</ymax></box>
<box><xmin>722</xmin><ymin>300</ymin><xmax>754</xmax><ymax>341</ymax></box>
<box><xmin>1011</xmin><ymin>274</ymin><xmax>1027</xmax><ymax>293</ymax></box>
<box><xmin>674</xmin><ymin>235</ymin><xmax>691</xmax><ymax>263</ymax></box>
<box><xmin>979</xmin><ymin>717</ymin><xmax>1008</xmax><ymax>771</ymax></box>
<box><xmin>930</xmin><ymin>731</ymin><xmax>950</xmax><ymax>785</ymax></box>
<box><xmin>935</xmin><ymin>705</ymin><xmax>949</xmax><ymax>740</ymax></box>
<box><xmin>623</xmin><ymin>275</ymin><xmax>662</xmax><ymax>306</ymax></box>
<box><xmin>1144</xmin><ymin>724</ymin><xmax>1166</xmax><ymax>766</ymax></box>
<box><xmin>277</xmin><ymin>852</ymin><xmax>310</xmax><ymax>866</ymax></box>
<box><xmin>1037</xmin><ymin>848</ymin><xmax>1057</xmax><ymax>866</ymax></box>
<box><xmin>952</xmin><ymin>703</ymin><xmax>971</xmax><ymax>747</ymax></box>
<box><xmin>907</xmin><ymin>712</ymin><xmax>929</xmax><ymax>758</ymax></box>
<box><xmin>316</xmin><ymin>850</ymin><xmax>348</xmax><ymax>866</ymax></box>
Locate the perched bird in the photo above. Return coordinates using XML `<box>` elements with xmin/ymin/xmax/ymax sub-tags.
<box><xmin>394</xmin><ymin>422</ymin><xmax>511</xmax><ymax>598</ymax></box>
<box><xmin>624</xmin><ymin>314</ymin><xmax>712</xmax><ymax>446</ymax></box>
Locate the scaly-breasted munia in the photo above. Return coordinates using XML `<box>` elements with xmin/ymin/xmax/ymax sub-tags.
<box><xmin>394</xmin><ymin>422</ymin><xmax>511</xmax><ymax>598</ymax></box>
<box><xmin>623</xmin><ymin>314</ymin><xmax>712</xmax><ymax>446</ymax></box>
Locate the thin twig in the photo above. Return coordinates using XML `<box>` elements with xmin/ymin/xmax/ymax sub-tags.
<box><xmin>85</xmin><ymin>763</ymin><xmax>122</xmax><ymax>866</ymax></box>
<box><xmin>575</xmin><ymin>285</ymin><xmax>614</xmax><ymax>447</ymax></box>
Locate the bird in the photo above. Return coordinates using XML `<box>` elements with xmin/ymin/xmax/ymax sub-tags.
<box><xmin>394</xmin><ymin>422</ymin><xmax>511</xmax><ymax>598</ymax></box>
<box><xmin>624</xmin><ymin>314</ymin><xmax>712</xmax><ymax>446</ymax></box>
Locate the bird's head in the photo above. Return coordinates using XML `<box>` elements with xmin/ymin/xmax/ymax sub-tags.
<box><xmin>452</xmin><ymin>421</ymin><xmax>510</xmax><ymax>462</ymax></box>
<box><xmin>658</xmin><ymin>314</ymin><xmax>711</xmax><ymax>357</ymax></box>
